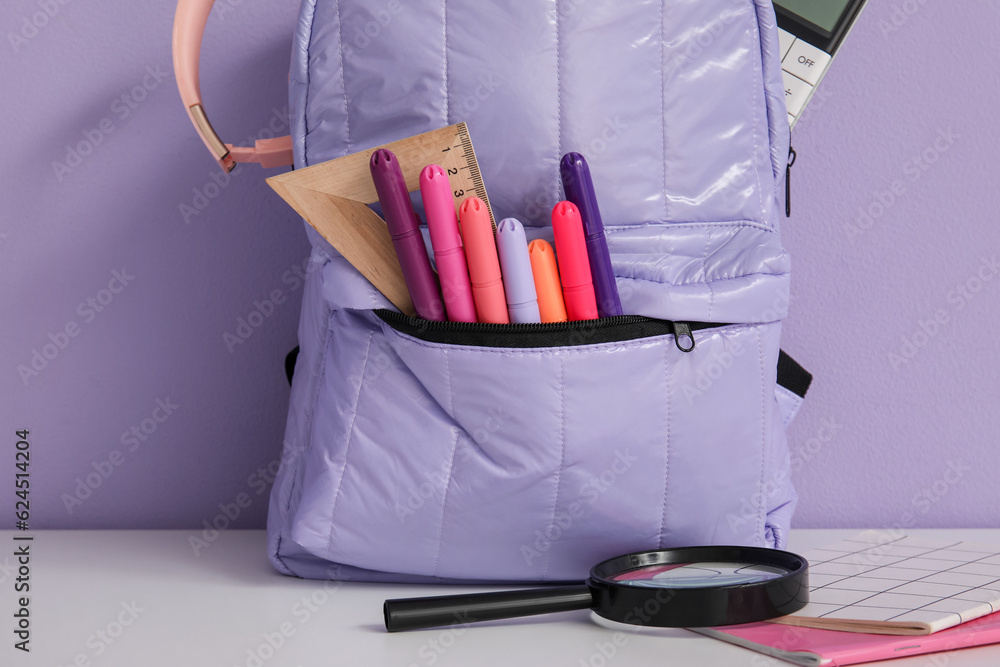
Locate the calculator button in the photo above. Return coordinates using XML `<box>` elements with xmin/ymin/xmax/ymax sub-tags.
<box><xmin>778</xmin><ymin>28</ymin><xmax>796</xmax><ymax>60</ymax></box>
<box><xmin>783</xmin><ymin>39</ymin><xmax>832</xmax><ymax>86</ymax></box>
<box><xmin>781</xmin><ymin>70</ymin><xmax>813</xmax><ymax>117</ymax></box>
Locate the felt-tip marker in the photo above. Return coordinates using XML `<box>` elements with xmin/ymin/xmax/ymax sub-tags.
<box><xmin>496</xmin><ymin>218</ymin><xmax>541</xmax><ymax>323</ymax></box>
<box><xmin>459</xmin><ymin>197</ymin><xmax>509</xmax><ymax>324</ymax></box>
<box><xmin>552</xmin><ymin>201</ymin><xmax>598</xmax><ymax>321</ymax></box>
<box><xmin>370</xmin><ymin>149</ymin><xmax>444</xmax><ymax>321</ymax></box>
<box><xmin>560</xmin><ymin>152</ymin><xmax>623</xmax><ymax>317</ymax></box>
<box><xmin>528</xmin><ymin>240</ymin><xmax>568</xmax><ymax>323</ymax></box>
<box><xmin>420</xmin><ymin>165</ymin><xmax>477</xmax><ymax>322</ymax></box>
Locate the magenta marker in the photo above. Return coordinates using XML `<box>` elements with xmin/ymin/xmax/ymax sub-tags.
<box><xmin>370</xmin><ymin>149</ymin><xmax>444</xmax><ymax>321</ymax></box>
<box><xmin>419</xmin><ymin>165</ymin><xmax>478</xmax><ymax>322</ymax></box>
<box><xmin>560</xmin><ymin>152</ymin><xmax>623</xmax><ymax>317</ymax></box>
<box><xmin>496</xmin><ymin>218</ymin><xmax>541</xmax><ymax>324</ymax></box>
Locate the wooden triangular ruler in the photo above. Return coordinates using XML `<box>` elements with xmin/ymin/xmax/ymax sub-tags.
<box><xmin>266</xmin><ymin>123</ymin><xmax>493</xmax><ymax>317</ymax></box>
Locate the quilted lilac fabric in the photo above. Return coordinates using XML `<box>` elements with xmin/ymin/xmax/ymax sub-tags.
<box><xmin>268</xmin><ymin>0</ymin><xmax>797</xmax><ymax>582</ymax></box>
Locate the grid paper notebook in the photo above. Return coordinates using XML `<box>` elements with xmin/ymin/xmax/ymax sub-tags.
<box><xmin>773</xmin><ymin>531</ymin><xmax>1000</xmax><ymax>635</ymax></box>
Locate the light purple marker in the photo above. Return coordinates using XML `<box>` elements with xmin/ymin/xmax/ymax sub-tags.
<box><xmin>496</xmin><ymin>218</ymin><xmax>541</xmax><ymax>324</ymax></box>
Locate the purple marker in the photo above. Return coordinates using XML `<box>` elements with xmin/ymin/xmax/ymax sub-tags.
<box><xmin>370</xmin><ymin>149</ymin><xmax>444</xmax><ymax>321</ymax></box>
<box><xmin>560</xmin><ymin>152</ymin><xmax>623</xmax><ymax>317</ymax></box>
<box><xmin>496</xmin><ymin>218</ymin><xmax>541</xmax><ymax>323</ymax></box>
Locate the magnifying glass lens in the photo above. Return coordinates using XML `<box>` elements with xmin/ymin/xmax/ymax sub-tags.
<box><xmin>611</xmin><ymin>562</ymin><xmax>790</xmax><ymax>588</ymax></box>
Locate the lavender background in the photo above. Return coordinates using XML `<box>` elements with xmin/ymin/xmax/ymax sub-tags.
<box><xmin>0</xmin><ymin>0</ymin><xmax>997</xmax><ymax>531</ymax></box>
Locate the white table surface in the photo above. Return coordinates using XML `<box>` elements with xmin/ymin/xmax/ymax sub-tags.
<box><xmin>5</xmin><ymin>529</ymin><xmax>1000</xmax><ymax>666</ymax></box>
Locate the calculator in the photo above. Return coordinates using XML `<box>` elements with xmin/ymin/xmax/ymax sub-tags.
<box><xmin>774</xmin><ymin>0</ymin><xmax>869</xmax><ymax>128</ymax></box>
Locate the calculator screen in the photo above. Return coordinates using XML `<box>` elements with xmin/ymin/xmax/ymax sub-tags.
<box><xmin>776</xmin><ymin>0</ymin><xmax>853</xmax><ymax>35</ymax></box>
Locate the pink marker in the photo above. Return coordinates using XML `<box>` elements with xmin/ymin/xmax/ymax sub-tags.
<box><xmin>552</xmin><ymin>201</ymin><xmax>599</xmax><ymax>321</ymax></box>
<box><xmin>420</xmin><ymin>165</ymin><xmax>478</xmax><ymax>322</ymax></box>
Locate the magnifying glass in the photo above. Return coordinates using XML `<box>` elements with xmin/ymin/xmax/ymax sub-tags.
<box><xmin>384</xmin><ymin>546</ymin><xmax>808</xmax><ymax>632</ymax></box>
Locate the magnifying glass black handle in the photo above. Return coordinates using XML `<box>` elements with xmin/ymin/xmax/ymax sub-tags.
<box><xmin>384</xmin><ymin>585</ymin><xmax>594</xmax><ymax>632</ymax></box>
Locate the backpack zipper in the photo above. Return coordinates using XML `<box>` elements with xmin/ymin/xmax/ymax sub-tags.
<box><xmin>785</xmin><ymin>145</ymin><xmax>796</xmax><ymax>218</ymax></box>
<box><xmin>375</xmin><ymin>309</ymin><xmax>722</xmax><ymax>352</ymax></box>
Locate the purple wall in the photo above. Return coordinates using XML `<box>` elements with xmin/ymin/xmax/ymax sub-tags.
<box><xmin>1</xmin><ymin>0</ymin><xmax>997</xmax><ymax>530</ymax></box>
<box><xmin>781</xmin><ymin>2</ymin><xmax>1000</xmax><ymax>528</ymax></box>
<box><xmin>1</xmin><ymin>0</ymin><xmax>306</xmax><ymax>529</ymax></box>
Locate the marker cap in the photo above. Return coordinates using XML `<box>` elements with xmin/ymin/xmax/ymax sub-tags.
<box><xmin>528</xmin><ymin>240</ymin><xmax>568</xmax><ymax>323</ymax></box>
<box><xmin>497</xmin><ymin>218</ymin><xmax>541</xmax><ymax>323</ymax></box>
<box><xmin>560</xmin><ymin>152</ymin><xmax>623</xmax><ymax>317</ymax></box>
<box><xmin>552</xmin><ymin>201</ymin><xmax>598</xmax><ymax>321</ymax></box>
<box><xmin>560</xmin><ymin>152</ymin><xmax>606</xmax><ymax>239</ymax></box>
<box><xmin>460</xmin><ymin>197</ymin><xmax>509</xmax><ymax>324</ymax></box>
<box><xmin>369</xmin><ymin>148</ymin><xmax>444</xmax><ymax>321</ymax></box>
<box><xmin>370</xmin><ymin>149</ymin><xmax>421</xmax><ymax>241</ymax></box>
<box><xmin>421</xmin><ymin>164</ymin><xmax>477</xmax><ymax>323</ymax></box>
<box><xmin>552</xmin><ymin>202</ymin><xmax>593</xmax><ymax>290</ymax></box>
<box><xmin>420</xmin><ymin>165</ymin><xmax>462</xmax><ymax>253</ymax></box>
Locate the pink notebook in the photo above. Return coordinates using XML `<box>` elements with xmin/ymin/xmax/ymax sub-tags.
<box><xmin>693</xmin><ymin>611</ymin><xmax>1000</xmax><ymax>666</ymax></box>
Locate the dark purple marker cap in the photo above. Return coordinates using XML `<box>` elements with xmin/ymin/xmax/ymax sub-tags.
<box><xmin>560</xmin><ymin>152</ymin><xmax>623</xmax><ymax>317</ymax></box>
<box><xmin>370</xmin><ymin>149</ymin><xmax>444</xmax><ymax>320</ymax></box>
<box><xmin>370</xmin><ymin>149</ymin><xmax>422</xmax><ymax>240</ymax></box>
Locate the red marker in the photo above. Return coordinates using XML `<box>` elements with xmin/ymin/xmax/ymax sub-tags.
<box><xmin>551</xmin><ymin>201</ymin><xmax>598</xmax><ymax>321</ymax></box>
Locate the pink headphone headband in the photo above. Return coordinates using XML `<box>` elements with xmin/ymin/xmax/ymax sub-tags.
<box><xmin>172</xmin><ymin>0</ymin><xmax>293</xmax><ymax>171</ymax></box>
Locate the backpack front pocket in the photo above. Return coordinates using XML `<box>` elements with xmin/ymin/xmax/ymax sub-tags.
<box><xmin>287</xmin><ymin>307</ymin><xmax>784</xmax><ymax>582</ymax></box>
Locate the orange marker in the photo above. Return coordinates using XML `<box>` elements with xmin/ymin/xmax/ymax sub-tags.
<box><xmin>528</xmin><ymin>240</ymin><xmax>568</xmax><ymax>323</ymax></box>
<box><xmin>552</xmin><ymin>201</ymin><xmax>599</xmax><ymax>321</ymax></box>
<box><xmin>459</xmin><ymin>197</ymin><xmax>509</xmax><ymax>324</ymax></box>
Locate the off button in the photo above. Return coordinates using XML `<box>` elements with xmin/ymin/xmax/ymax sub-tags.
<box><xmin>783</xmin><ymin>39</ymin><xmax>832</xmax><ymax>86</ymax></box>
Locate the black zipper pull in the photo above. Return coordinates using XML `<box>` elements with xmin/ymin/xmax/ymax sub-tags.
<box><xmin>672</xmin><ymin>322</ymin><xmax>695</xmax><ymax>352</ymax></box>
<box><xmin>785</xmin><ymin>145</ymin><xmax>796</xmax><ymax>218</ymax></box>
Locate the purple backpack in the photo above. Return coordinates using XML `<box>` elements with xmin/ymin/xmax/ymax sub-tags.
<box><xmin>266</xmin><ymin>0</ymin><xmax>810</xmax><ymax>583</ymax></box>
